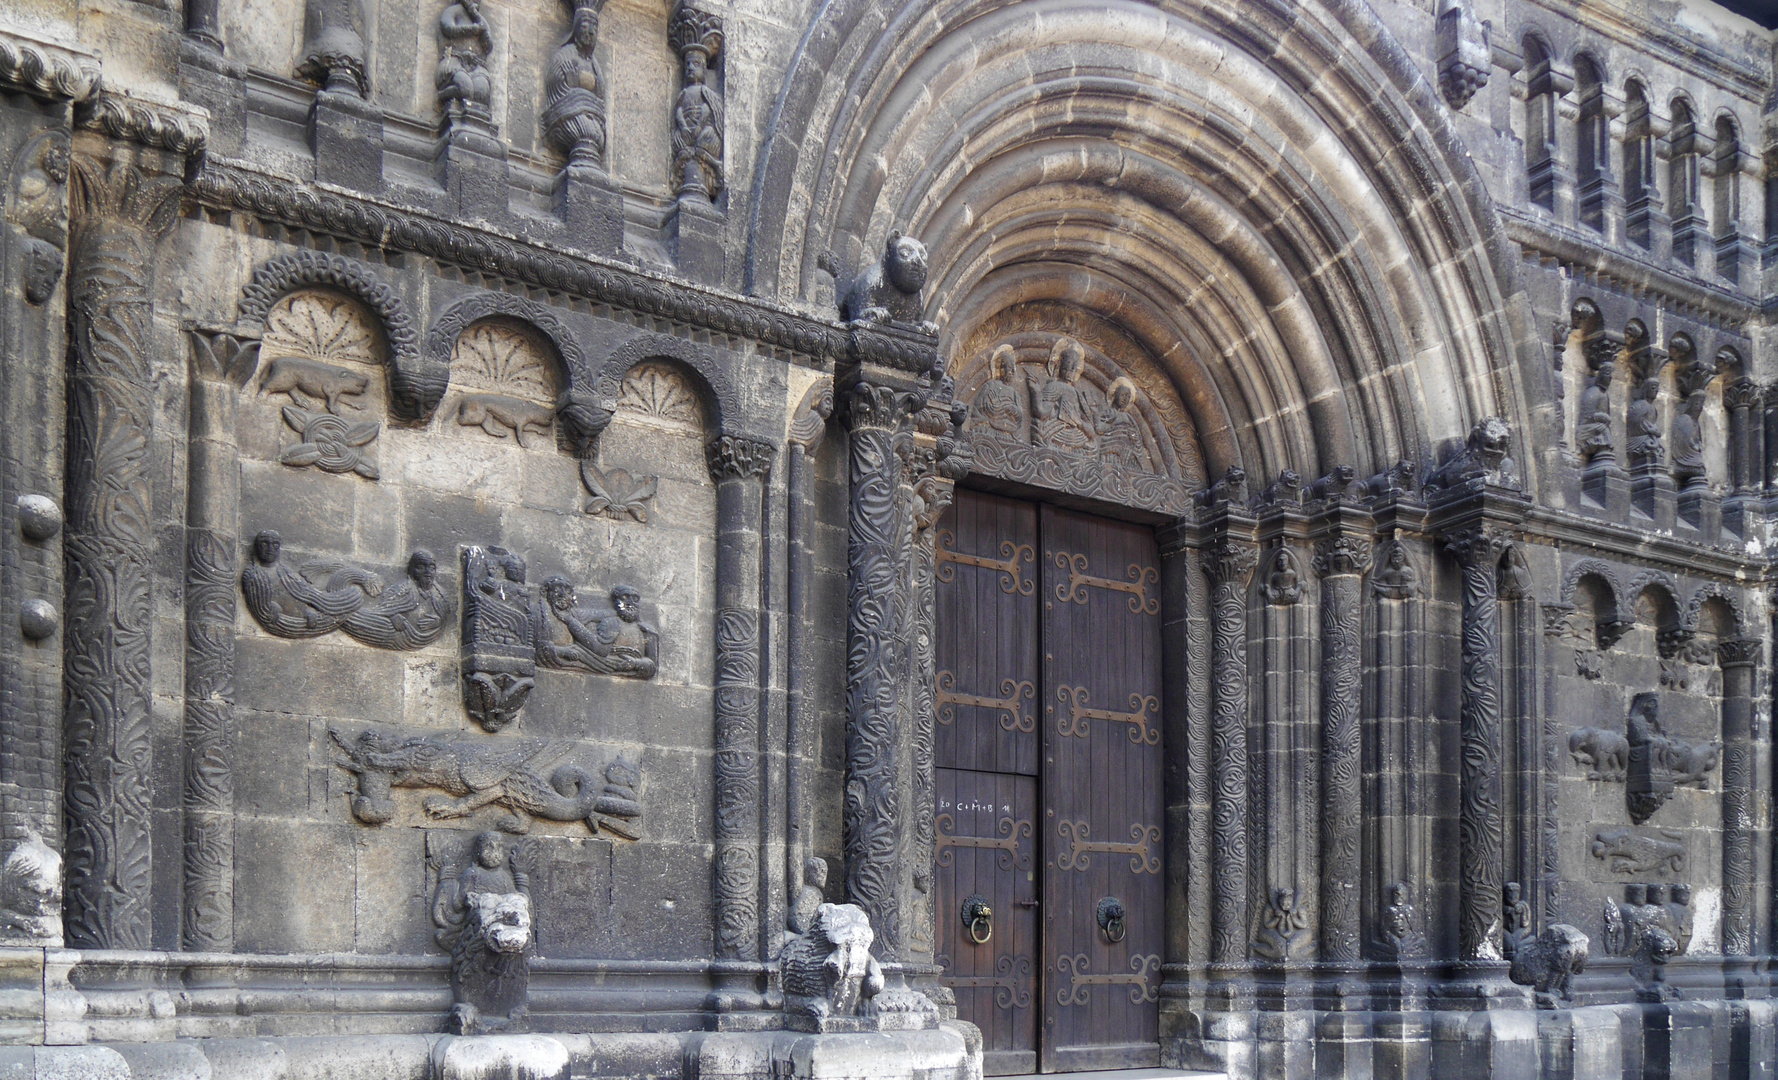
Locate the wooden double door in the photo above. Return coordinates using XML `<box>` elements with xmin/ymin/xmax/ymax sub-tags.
<box><xmin>935</xmin><ymin>490</ymin><xmax>1163</xmax><ymax>1075</ymax></box>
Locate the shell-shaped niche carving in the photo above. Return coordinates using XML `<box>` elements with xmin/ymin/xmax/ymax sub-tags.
<box><xmin>258</xmin><ymin>290</ymin><xmax>388</xmax><ymax>480</ymax></box>
<box><xmin>615</xmin><ymin>362</ymin><xmax>704</xmax><ymax>429</ymax></box>
<box><xmin>447</xmin><ymin>319</ymin><xmax>561</xmax><ymax>449</ymax></box>
<box><xmin>953</xmin><ymin>303</ymin><xmax>1203</xmax><ymax>516</ymax></box>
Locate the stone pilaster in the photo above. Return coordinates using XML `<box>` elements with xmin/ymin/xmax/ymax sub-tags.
<box><xmin>1313</xmin><ymin>528</ymin><xmax>1369</xmax><ymax>962</ymax></box>
<box><xmin>182</xmin><ymin>329</ymin><xmax>257</xmax><ymax>953</ymax></box>
<box><xmin>62</xmin><ymin>143</ymin><xmax>180</xmax><ymax>950</ymax></box>
<box><xmin>1717</xmin><ymin>637</ymin><xmax>1759</xmax><ymax>956</ymax></box>
<box><xmin>706</xmin><ymin>434</ymin><xmax>776</xmax><ymax>992</ymax></box>
<box><xmin>1202</xmin><ymin>523</ymin><xmax>1257</xmax><ymax>965</ymax></box>
<box><xmin>784</xmin><ymin>381</ymin><xmax>831</xmax><ymax>905</ymax></box>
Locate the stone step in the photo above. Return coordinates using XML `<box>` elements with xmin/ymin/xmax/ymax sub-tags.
<box><xmin>994</xmin><ymin>1069</ymin><xmax>1227</xmax><ymax>1080</ymax></box>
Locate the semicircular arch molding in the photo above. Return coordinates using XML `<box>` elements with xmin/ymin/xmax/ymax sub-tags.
<box><xmin>239</xmin><ymin>251</ymin><xmax>440</xmax><ymax>422</ymax></box>
<box><xmin>590</xmin><ymin>332</ymin><xmax>745</xmax><ymax>441</ymax></box>
<box><xmin>748</xmin><ymin>0</ymin><xmax>1543</xmax><ymax>490</ymax></box>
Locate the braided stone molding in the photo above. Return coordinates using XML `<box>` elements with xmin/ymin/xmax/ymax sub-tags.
<box><xmin>76</xmin><ymin>93</ymin><xmax>209</xmax><ymax>156</ymax></box>
<box><xmin>190</xmin><ymin>162</ymin><xmax>852</xmax><ymax>361</ymax></box>
<box><xmin>0</xmin><ymin>30</ymin><xmax>101</xmax><ymax>102</ymax></box>
<box><xmin>238</xmin><ymin>250</ymin><xmax>441</xmax><ymax>421</ymax></box>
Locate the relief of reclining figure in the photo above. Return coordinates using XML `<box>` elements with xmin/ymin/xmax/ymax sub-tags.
<box><xmin>535</xmin><ymin>578</ymin><xmax>658</xmax><ymax>678</ymax></box>
<box><xmin>242</xmin><ymin>530</ymin><xmax>448</xmax><ymax>650</ymax></box>
<box><xmin>330</xmin><ymin>726</ymin><xmax>643</xmax><ymax>837</ymax></box>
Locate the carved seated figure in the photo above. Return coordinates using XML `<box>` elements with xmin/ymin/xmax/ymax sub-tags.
<box><xmin>970</xmin><ymin>345</ymin><xmax>1025</xmax><ymax>440</ymax></box>
<box><xmin>433</xmin><ymin>832</ymin><xmax>533</xmax><ymax>1034</ymax></box>
<box><xmin>782</xmin><ymin>901</ymin><xmax>885</xmax><ymax>1031</ymax></box>
<box><xmin>1096</xmin><ymin>377</ymin><xmax>1145</xmax><ymax>470</ymax></box>
<box><xmin>536</xmin><ymin>579</ymin><xmax>659</xmax><ymax>678</ymax></box>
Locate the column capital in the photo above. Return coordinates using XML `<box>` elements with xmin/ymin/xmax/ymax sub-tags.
<box><xmin>1312</xmin><ymin>533</ymin><xmax>1372</xmax><ymax>578</ymax></box>
<box><xmin>1203</xmin><ymin>536</ymin><xmax>1259</xmax><ymax>585</ymax></box>
<box><xmin>837</xmin><ymin>375</ymin><xmax>923</xmax><ymax>432</ymax></box>
<box><xmin>705</xmin><ymin>433</ymin><xmax>776</xmax><ymax>481</ymax></box>
<box><xmin>1439</xmin><ymin>520</ymin><xmax>1516</xmax><ymax>569</ymax></box>
<box><xmin>1718</xmin><ymin>638</ymin><xmax>1761</xmax><ymax>668</ymax></box>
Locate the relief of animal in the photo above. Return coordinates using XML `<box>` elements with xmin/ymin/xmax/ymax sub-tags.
<box><xmin>260</xmin><ymin>355</ymin><xmax>371</xmax><ymax>413</ymax></box>
<box><xmin>457</xmin><ymin>392</ymin><xmax>555</xmax><ymax>448</ymax></box>
<box><xmin>1591</xmin><ymin>827</ymin><xmax>1686</xmax><ymax>876</ymax></box>
<box><xmin>1664</xmin><ymin>740</ymin><xmax>1720</xmax><ymax>787</ymax></box>
<box><xmin>1568</xmin><ymin>726</ymin><xmax>1628</xmax><ymax>782</ymax></box>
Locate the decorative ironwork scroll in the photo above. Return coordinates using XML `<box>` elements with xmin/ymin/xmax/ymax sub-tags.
<box><xmin>1051</xmin><ymin>551</ymin><xmax>1159</xmax><ymax>614</ymax></box>
<box><xmin>1054</xmin><ymin>820</ymin><xmax>1162</xmax><ymax>874</ymax></box>
<box><xmin>935</xmin><ymin>814</ymin><xmax>1033</xmax><ymax>871</ymax></box>
<box><xmin>940</xmin><ymin>953</ymin><xmax>1032</xmax><ymax>1010</ymax></box>
<box><xmin>936</xmin><ymin>531</ymin><xmax>1034</xmax><ymax>595</ymax></box>
<box><xmin>937</xmin><ymin>672</ymin><xmax>1034</xmax><ymax>732</ymax></box>
<box><xmin>1054</xmin><ymin>953</ymin><xmax>1161</xmax><ymax>1005</ymax></box>
<box><xmin>1053</xmin><ymin>685</ymin><xmax>1160</xmax><ymax>744</ymax></box>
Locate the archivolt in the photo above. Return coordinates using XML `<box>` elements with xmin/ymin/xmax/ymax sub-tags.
<box><xmin>749</xmin><ymin>0</ymin><xmax>1543</xmax><ymax>486</ymax></box>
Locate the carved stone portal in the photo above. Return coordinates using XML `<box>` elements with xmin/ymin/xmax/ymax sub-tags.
<box><xmin>329</xmin><ymin>727</ymin><xmax>643</xmax><ymax>838</ymax></box>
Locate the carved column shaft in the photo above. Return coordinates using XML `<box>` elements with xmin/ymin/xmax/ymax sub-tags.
<box><xmin>62</xmin><ymin>150</ymin><xmax>177</xmax><ymax>950</ymax></box>
<box><xmin>1723</xmin><ymin>380</ymin><xmax>1759</xmax><ymax>497</ymax></box>
<box><xmin>1718</xmin><ymin>638</ymin><xmax>1759</xmax><ymax>955</ymax></box>
<box><xmin>1444</xmin><ymin>526</ymin><xmax>1509</xmax><ymax>961</ymax></box>
<box><xmin>708</xmin><ymin>435</ymin><xmax>774</xmax><ymax>973</ymax></box>
<box><xmin>182</xmin><ymin>332</ymin><xmax>254</xmax><ymax>952</ymax></box>
<box><xmin>1204</xmin><ymin>534</ymin><xmax>1257</xmax><ymax>964</ymax></box>
<box><xmin>1315</xmin><ymin>535</ymin><xmax>1367</xmax><ymax>961</ymax></box>
<box><xmin>840</xmin><ymin>379</ymin><xmax>918</xmax><ymax>962</ymax></box>
<box><xmin>904</xmin><ymin>446</ymin><xmax>952</xmax><ymax>966</ymax></box>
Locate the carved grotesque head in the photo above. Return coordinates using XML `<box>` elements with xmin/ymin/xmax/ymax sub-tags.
<box><xmin>1594</xmin><ymin>361</ymin><xmax>1614</xmax><ymax>388</ymax></box>
<box><xmin>805</xmin><ymin>856</ymin><xmax>828</xmax><ymax>891</ymax></box>
<box><xmin>1049</xmin><ymin>337</ymin><xmax>1085</xmax><ymax>383</ymax></box>
<box><xmin>884</xmin><ymin>231</ymin><xmax>928</xmax><ymax>296</ymax></box>
<box><xmin>817</xmin><ymin>903</ymin><xmax>875</xmax><ymax>951</ymax></box>
<box><xmin>467</xmin><ymin>891</ymin><xmax>532</xmax><ymax>955</ymax></box>
<box><xmin>21</xmin><ymin>238</ymin><xmax>61</xmax><ymax>306</ymax></box>
<box><xmin>543</xmin><ymin>576</ymin><xmax>576</xmax><ymax>611</ymax></box>
<box><xmin>254</xmin><ymin>530</ymin><xmax>283</xmax><ymax>566</ymax></box>
<box><xmin>990</xmin><ymin>344</ymin><xmax>1017</xmax><ymax>383</ymax></box>
<box><xmin>1670</xmin><ymin>884</ymin><xmax>1691</xmax><ymax>906</ymax></box>
<box><xmin>611</xmin><ymin>585</ymin><xmax>641</xmax><ymax>622</ymax></box>
<box><xmin>1504</xmin><ymin>881</ymin><xmax>1522</xmax><ymax>906</ymax></box>
<box><xmin>0</xmin><ymin>833</ymin><xmax>60</xmax><ymax>921</ymax></box>
<box><xmin>570</xmin><ymin>6</ymin><xmax>600</xmax><ymax>51</ymax></box>
<box><xmin>1108</xmin><ymin>377</ymin><xmax>1136</xmax><ymax>412</ymax></box>
<box><xmin>409</xmin><ymin>549</ymin><xmax>437</xmax><ymax>590</ymax></box>
<box><xmin>474</xmin><ymin>831</ymin><xmax>506</xmax><ymax>870</ymax></box>
<box><xmin>1469</xmin><ymin>416</ymin><xmax>1511</xmax><ymax>465</ymax></box>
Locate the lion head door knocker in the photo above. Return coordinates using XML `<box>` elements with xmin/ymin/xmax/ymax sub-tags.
<box><xmin>961</xmin><ymin>895</ymin><xmax>993</xmax><ymax>944</ymax></box>
<box><xmin>1097</xmin><ymin>896</ymin><xmax>1127</xmax><ymax>943</ymax></box>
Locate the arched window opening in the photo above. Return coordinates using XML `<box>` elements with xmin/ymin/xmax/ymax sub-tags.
<box><xmin>1624</xmin><ymin>81</ymin><xmax>1659</xmax><ymax>250</ymax></box>
<box><xmin>1712</xmin><ymin>116</ymin><xmax>1745</xmax><ymax>284</ymax></box>
<box><xmin>1668</xmin><ymin>99</ymin><xmax>1706</xmax><ymax>269</ymax></box>
<box><xmin>1574</xmin><ymin>56</ymin><xmax>1612</xmax><ymax>232</ymax></box>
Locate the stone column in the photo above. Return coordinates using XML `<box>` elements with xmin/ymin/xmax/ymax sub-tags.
<box><xmin>839</xmin><ymin>376</ymin><xmax>919</xmax><ymax>962</ymax></box>
<box><xmin>1203</xmin><ymin>529</ymin><xmax>1257</xmax><ymax>965</ymax></box>
<box><xmin>784</xmin><ymin>382</ymin><xmax>831</xmax><ymax>902</ymax></box>
<box><xmin>1314</xmin><ymin>531</ymin><xmax>1369</xmax><ymax>962</ymax></box>
<box><xmin>1441</xmin><ymin>524</ymin><xmax>1513</xmax><ymax>961</ymax></box>
<box><xmin>1724</xmin><ymin>378</ymin><xmax>1760</xmax><ymax>499</ymax></box>
<box><xmin>62</xmin><ymin>145</ymin><xmax>180</xmax><ymax>950</ymax></box>
<box><xmin>706</xmin><ymin>434</ymin><xmax>775</xmax><ymax>989</ymax></box>
<box><xmin>182</xmin><ymin>329</ymin><xmax>257</xmax><ymax>952</ymax></box>
<box><xmin>1762</xmin><ymin>386</ymin><xmax>1778</xmax><ymax>515</ymax></box>
<box><xmin>1718</xmin><ymin>637</ymin><xmax>1759</xmax><ymax>956</ymax></box>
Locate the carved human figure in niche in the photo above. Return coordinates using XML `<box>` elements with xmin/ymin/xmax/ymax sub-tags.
<box><xmin>1096</xmin><ymin>377</ymin><xmax>1144</xmax><ymax>470</ymax></box>
<box><xmin>971</xmin><ymin>345</ymin><xmax>1024</xmax><ymax>439</ymax></box>
<box><xmin>1575</xmin><ymin>361</ymin><xmax>1615</xmax><ymax>462</ymax></box>
<box><xmin>1252</xmin><ymin>888</ymin><xmax>1312</xmax><ymax>960</ymax></box>
<box><xmin>1031</xmin><ymin>338</ymin><xmax>1096</xmax><ymax>453</ymax></box>
<box><xmin>1502</xmin><ymin>881</ymin><xmax>1532</xmax><ymax>959</ymax></box>
<box><xmin>1626</xmin><ymin>378</ymin><xmax>1663</xmax><ymax>467</ymax></box>
<box><xmin>543</xmin><ymin>2</ymin><xmax>607</xmax><ymax>167</ymax></box>
<box><xmin>1378</xmin><ymin>881</ymin><xmax>1424</xmax><ymax>958</ymax></box>
<box><xmin>1670</xmin><ymin>389</ymin><xmax>1707</xmax><ymax>491</ymax></box>
<box><xmin>536</xmin><ymin>579</ymin><xmax>659</xmax><ymax>678</ymax></box>
<box><xmin>433</xmin><ymin>831</ymin><xmax>534</xmax><ymax>1034</ymax></box>
<box><xmin>436</xmin><ymin>0</ymin><xmax>494</xmax><ymax>125</ymax></box>
<box><xmin>670</xmin><ymin>14</ymin><xmax>724</xmax><ymax>201</ymax></box>
<box><xmin>1262</xmin><ymin>549</ymin><xmax>1301</xmax><ymax>605</ymax></box>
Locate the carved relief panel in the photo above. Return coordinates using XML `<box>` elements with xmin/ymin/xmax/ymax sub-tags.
<box><xmin>446</xmin><ymin>319</ymin><xmax>560</xmax><ymax>447</ymax></box>
<box><xmin>954</xmin><ymin>304</ymin><xmax>1202</xmax><ymax>516</ymax></box>
<box><xmin>255</xmin><ymin>290</ymin><xmax>388</xmax><ymax>479</ymax></box>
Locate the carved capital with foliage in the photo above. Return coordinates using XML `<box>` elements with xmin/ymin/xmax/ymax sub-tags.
<box><xmin>839</xmin><ymin>378</ymin><xmax>921</xmax><ymax>432</ymax></box>
<box><xmin>705</xmin><ymin>434</ymin><xmax>776</xmax><ymax>481</ymax></box>
<box><xmin>1312</xmin><ymin>534</ymin><xmax>1371</xmax><ymax>578</ymax></box>
<box><xmin>1717</xmin><ymin>638</ymin><xmax>1761</xmax><ymax>669</ymax></box>
<box><xmin>1203</xmin><ymin>538</ymin><xmax>1259</xmax><ymax>585</ymax></box>
<box><xmin>1440</xmin><ymin>522</ymin><xmax>1514</xmax><ymax>570</ymax></box>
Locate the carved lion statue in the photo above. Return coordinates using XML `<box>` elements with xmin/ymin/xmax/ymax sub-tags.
<box><xmin>1508</xmin><ymin>923</ymin><xmax>1588</xmax><ymax>1007</ymax></box>
<box><xmin>839</xmin><ymin>230</ymin><xmax>934</xmax><ymax>331</ymax></box>
<box><xmin>783</xmin><ymin>902</ymin><xmax>885</xmax><ymax>1023</ymax></box>
<box><xmin>446</xmin><ymin>891</ymin><xmax>533</xmax><ymax>1034</ymax></box>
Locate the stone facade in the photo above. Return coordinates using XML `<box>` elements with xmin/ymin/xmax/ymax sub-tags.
<box><xmin>0</xmin><ymin>0</ymin><xmax>1774</xmax><ymax>1077</ymax></box>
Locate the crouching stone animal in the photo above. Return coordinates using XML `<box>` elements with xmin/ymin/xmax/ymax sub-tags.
<box><xmin>1508</xmin><ymin>923</ymin><xmax>1589</xmax><ymax>1008</ymax></box>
